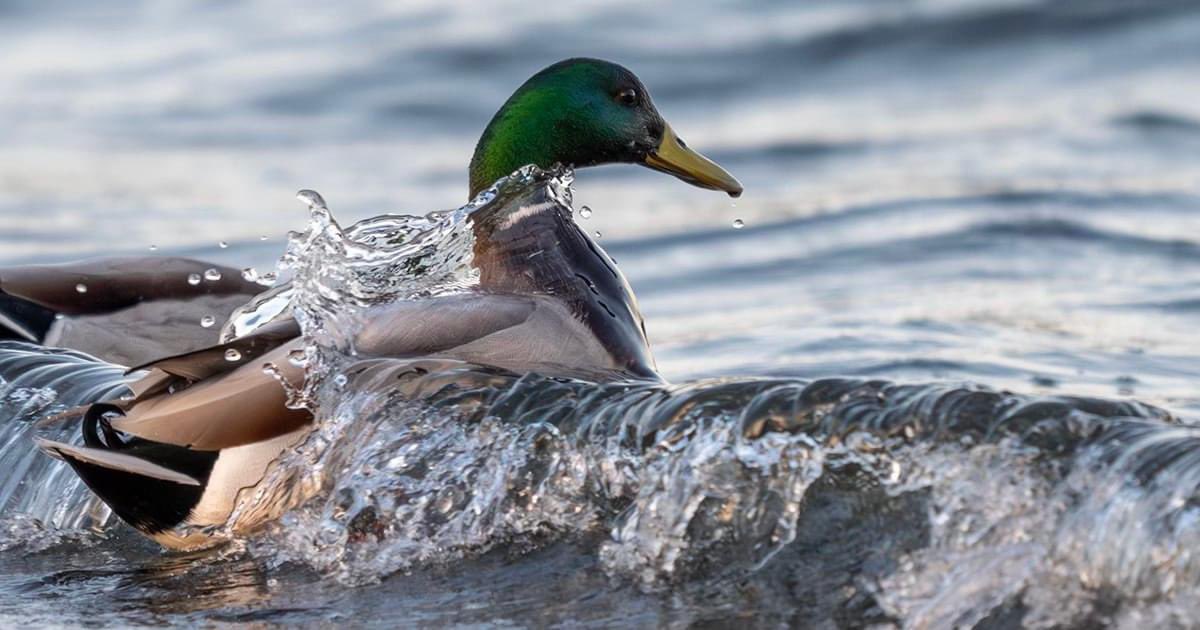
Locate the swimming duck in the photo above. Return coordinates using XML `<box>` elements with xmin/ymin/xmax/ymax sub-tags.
<box><xmin>28</xmin><ymin>58</ymin><xmax>742</xmax><ymax>549</ymax></box>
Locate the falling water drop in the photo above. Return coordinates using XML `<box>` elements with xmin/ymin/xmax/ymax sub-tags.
<box><xmin>148</xmin><ymin>244</ymin><xmax>158</xmax><ymax>252</ymax></box>
<box><xmin>218</xmin><ymin>240</ymin><xmax>228</xmax><ymax>249</ymax></box>
<box><xmin>200</xmin><ymin>315</ymin><xmax>216</xmax><ymax>328</ymax></box>
<box><xmin>260</xmin><ymin>235</ymin><xmax>269</xmax><ymax>241</ymax></box>
<box><xmin>187</xmin><ymin>273</ymin><xmax>202</xmax><ymax>286</ymax></box>
<box><xmin>241</xmin><ymin>267</ymin><xmax>259</xmax><ymax>282</ymax></box>
<box><xmin>732</xmin><ymin>218</ymin><xmax>745</xmax><ymax>229</ymax></box>
<box><xmin>594</xmin><ymin>230</ymin><xmax>602</xmax><ymax>239</ymax></box>
<box><xmin>224</xmin><ymin>349</ymin><xmax>242</xmax><ymax>362</ymax></box>
<box><xmin>579</xmin><ymin>206</ymin><xmax>593</xmax><ymax>219</ymax></box>
<box><xmin>74</xmin><ymin>283</ymin><xmax>87</xmax><ymax>294</ymax></box>
<box><xmin>204</xmin><ymin>268</ymin><xmax>222</xmax><ymax>281</ymax></box>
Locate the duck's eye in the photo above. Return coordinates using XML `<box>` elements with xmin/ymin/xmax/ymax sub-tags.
<box><xmin>617</xmin><ymin>88</ymin><xmax>638</xmax><ymax>106</ymax></box>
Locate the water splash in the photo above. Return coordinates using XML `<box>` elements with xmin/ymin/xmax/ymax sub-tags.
<box><xmin>218</xmin><ymin>166</ymin><xmax>521</xmax><ymax>347</ymax></box>
<box><xmin>214</xmin><ymin>165</ymin><xmax>1200</xmax><ymax>625</ymax></box>
<box><xmin>1</xmin><ymin>166</ymin><xmax>1199</xmax><ymax>625</ymax></box>
<box><xmin>7</xmin><ymin>325</ymin><xmax>1199</xmax><ymax>626</ymax></box>
<box><xmin>241</xmin><ymin>353</ymin><xmax>1200</xmax><ymax>629</ymax></box>
<box><xmin>0</xmin><ymin>343</ymin><xmax>131</xmax><ymax>542</ymax></box>
<box><xmin>212</xmin><ymin>166</ymin><xmax>584</xmax><ymax>543</ymax></box>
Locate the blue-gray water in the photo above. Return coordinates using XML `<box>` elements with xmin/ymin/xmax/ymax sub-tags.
<box><xmin>1</xmin><ymin>0</ymin><xmax>1200</xmax><ymax>627</ymax></box>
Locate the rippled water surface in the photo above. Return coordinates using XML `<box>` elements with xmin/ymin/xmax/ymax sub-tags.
<box><xmin>2</xmin><ymin>0</ymin><xmax>1200</xmax><ymax>627</ymax></box>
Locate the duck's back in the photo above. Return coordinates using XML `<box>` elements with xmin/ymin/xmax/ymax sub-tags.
<box><xmin>469</xmin><ymin>184</ymin><xmax>658</xmax><ymax>380</ymax></box>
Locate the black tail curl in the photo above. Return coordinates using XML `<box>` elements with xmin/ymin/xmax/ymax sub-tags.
<box><xmin>63</xmin><ymin>403</ymin><xmax>220</xmax><ymax>535</ymax></box>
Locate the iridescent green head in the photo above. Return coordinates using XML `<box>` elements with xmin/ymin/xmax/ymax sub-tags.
<box><xmin>468</xmin><ymin>58</ymin><xmax>742</xmax><ymax>199</ymax></box>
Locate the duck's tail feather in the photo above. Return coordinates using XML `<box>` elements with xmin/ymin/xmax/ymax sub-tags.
<box><xmin>34</xmin><ymin>434</ymin><xmax>218</xmax><ymax>535</ymax></box>
<box><xmin>35</xmin><ymin>439</ymin><xmax>203</xmax><ymax>486</ymax></box>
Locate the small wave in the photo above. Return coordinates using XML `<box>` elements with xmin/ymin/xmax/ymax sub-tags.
<box><xmin>709</xmin><ymin>139</ymin><xmax>872</xmax><ymax>166</ymax></box>
<box><xmin>1126</xmin><ymin>297</ymin><xmax>1200</xmax><ymax>313</ymax></box>
<box><xmin>630</xmin><ymin>213</ymin><xmax>1200</xmax><ymax>296</ymax></box>
<box><xmin>713</xmin><ymin>0</ymin><xmax>1199</xmax><ymax>72</ymax></box>
<box><xmin>974</xmin><ymin>217</ymin><xmax>1200</xmax><ymax>257</ymax></box>
<box><xmin>617</xmin><ymin>188</ymin><xmax>1195</xmax><ymax>261</ymax></box>
<box><xmin>1113</xmin><ymin>110</ymin><xmax>1200</xmax><ymax>134</ymax></box>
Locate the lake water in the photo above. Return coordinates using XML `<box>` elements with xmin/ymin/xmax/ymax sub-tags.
<box><xmin>1</xmin><ymin>0</ymin><xmax>1200</xmax><ymax>627</ymax></box>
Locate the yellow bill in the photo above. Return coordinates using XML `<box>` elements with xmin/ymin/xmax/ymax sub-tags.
<box><xmin>643</xmin><ymin>124</ymin><xmax>743</xmax><ymax>197</ymax></box>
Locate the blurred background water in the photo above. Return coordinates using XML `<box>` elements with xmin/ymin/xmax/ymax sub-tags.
<box><xmin>2</xmin><ymin>0</ymin><xmax>1200</xmax><ymax>627</ymax></box>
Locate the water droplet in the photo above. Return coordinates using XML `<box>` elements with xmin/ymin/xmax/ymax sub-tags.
<box><xmin>204</xmin><ymin>268</ymin><xmax>222</xmax><ymax>281</ymax></box>
<box><xmin>732</xmin><ymin>218</ymin><xmax>745</xmax><ymax>229</ymax></box>
<box><xmin>241</xmin><ymin>267</ymin><xmax>258</xmax><ymax>282</ymax></box>
<box><xmin>148</xmin><ymin>244</ymin><xmax>157</xmax><ymax>252</ymax></box>
<box><xmin>262</xmin><ymin>362</ymin><xmax>277</xmax><ymax>375</ymax></box>
<box><xmin>287</xmin><ymin>349</ymin><xmax>307</xmax><ymax>367</ymax></box>
<box><xmin>200</xmin><ymin>315</ymin><xmax>216</xmax><ymax>328</ymax></box>
<box><xmin>218</xmin><ymin>240</ymin><xmax>228</xmax><ymax>249</ymax></box>
<box><xmin>594</xmin><ymin>230</ymin><xmax>602</xmax><ymax>239</ymax></box>
<box><xmin>260</xmin><ymin>235</ymin><xmax>269</xmax><ymax>241</ymax></box>
<box><xmin>579</xmin><ymin>205</ymin><xmax>593</xmax><ymax>219</ymax></box>
<box><xmin>74</xmin><ymin>283</ymin><xmax>87</xmax><ymax>293</ymax></box>
<box><xmin>187</xmin><ymin>273</ymin><xmax>202</xmax><ymax>286</ymax></box>
<box><xmin>296</xmin><ymin>189</ymin><xmax>327</xmax><ymax>210</ymax></box>
<box><xmin>333</xmin><ymin>374</ymin><xmax>348</xmax><ymax>387</ymax></box>
<box><xmin>224</xmin><ymin>349</ymin><xmax>242</xmax><ymax>362</ymax></box>
<box><xmin>256</xmin><ymin>271</ymin><xmax>278</xmax><ymax>286</ymax></box>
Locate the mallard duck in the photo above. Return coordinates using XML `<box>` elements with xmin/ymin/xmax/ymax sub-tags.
<box><xmin>27</xmin><ymin>58</ymin><xmax>742</xmax><ymax>549</ymax></box>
